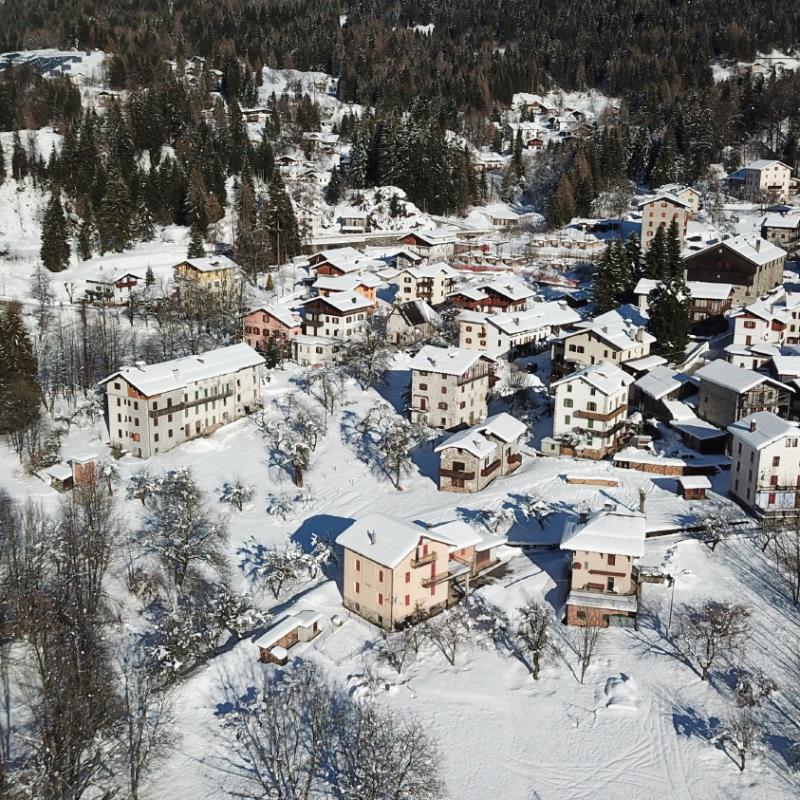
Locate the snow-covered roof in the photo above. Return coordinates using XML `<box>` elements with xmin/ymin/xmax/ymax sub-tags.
<box><xmin>451</xmin><ymin>286</ymin><xmax>489</xmax><ymax>302</ymax></box>
<box><xmin>423</xmin><ymin>520</ymin><xmax>484</xmax><ymax>549</ymax></box>
<box><xmin>246</xmin><ymin>305</ymin><xmax>302</xmax><ymax>328</ymax></box>
<box><xmin>762</xmin><ymin>212</ymin><xmax>800</xmax><ymax>229</ymax></box>
<box><xmin>46</xmin><ymin>462</ymin><xmax>74</xmax><ymax>482</ymax></box>
<box><xmin>678</xmin><ymin>475</ymin><xmax>711</xmax><ymax>490</ymax></box>
<box><xmin>746</xmin><ymin>159</ymin><xmax>790</xmax><ymax>171</ymax></box>
<box><xmin>695</xmin><ymin>359</ymin><xmax>773</xmax><ymax>394</ymax></box>
<box><xmin>655</xmin><ymin>183</ymin><xmax>701</xmax><ymax>197</ymax></box>
<box><xmin>308</xmin><ymin>290</ymin><xmax>374</xmax><ymax>313</ymax></box>
<box><xmin>435</xmin><ymin>412</ymin><xmax>526</xmax><ymax>457</ymax></box>
<box><xmin>637</xmin><ymin>193</ymin><xmax>692</xmax><ymax>210</ymax></box>
<box><xmin>178</xmin><ymin>255</ymin><xmax>238</xmax><ymax>272</ymax></box>
<box><xmin>560</xmin><ymin>507</ymin><xmax>646</xmax><ymax>558</ymax></box>
<box><xmin>566</xmin><ymin>589</ymin><xmax>638</xmax><ymax>613</ymax></box>
<box><xmin>402</xmin><ymin>262</ymin><xmax>460</xmax><ymax>280</ymax></box>
<box><xmin>482</xmin><ymin>205</ymin><xmax>520</xmax><ymax>221</ymax></box>
<box><xmin>478</xmin><ymin>302</ymin><xmax>580</xmax><ymax>336</ymax></box>
<box><xmin>623</xmin><ymin>354</ymin><xmax>668</xmax><ymax>373</ymax></box>
<box><xmin>481</xmin><ymin>278</ymin><xmax>535</xmax><ymax>301</ymax></box>
<box><xmin>771</xmin><ymin>356</ymin><xmax>800</xmax><ymax>377</ymax></box>
<box><xmin>335</xmin><ymin>513</ymin><xmax>426</xmax><ymax>568</ymax></box>
<box><xmin>635</xmin><ymin>366</ymin><xmax>690</xmax><ymax>400</ymax></box>
<box><xmin>551</xmin><ymin>362</ymin><xmax>633</xmax><ymax>396</ymax></box>
<box><xmin>690</xmin><ymin>235</ymin><xmax>786</xmax><ymax>267</ymax></box>
<box><xmin>253</xmin><ymin>610</ymin><xmax>322</xmax><ymax>650</ymax></box>
<box><xmin>404</xmin><ymin>229</ymin><xmax>458</xmax><ymax>246</ymax></box>
<box><xmin>409</xmin><ymin>345</ymin><xmax>493</xmax><ymax>376</ymax></box>
<box><xmin>100</xmin><ymin>343</ymin><xmax>264</xmax><ymax>396</ymax></box>
<box><xmin>83</xmin><ymin>264</ymin><xmax>144</xmax><ymax>284</ymax></box>
<box><xmin>313</xmin><ymin>272</ymin><xmax>381</xmax><ymax>292</ymax></box>
<box><xmin>728</xmin><ymin>411</ymin><xmax>800</xmax><ymax>450</ymax></box>
<box><xmin>573</xmin><ymin>308</ymin><xmax>655</xmax><ymax>350</ymax></box>
<box><xmin>392</xmin><ymin>300</ymin><xmax>441</xmax><ymax>327</ymax></box>
<box><xmin>634</xmin><ymin>278</ymin><xmax>733</xmax><ymax>302</ymax></box>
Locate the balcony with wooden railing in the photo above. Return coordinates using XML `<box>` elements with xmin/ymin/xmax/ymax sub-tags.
<box><xmin>481</xmin><ymin>459</ymin><xmax>501</xmax><ymax>478</ymax></box>
<box><xmin>422</xmin><ymin>570</ymin><xmax>452</xmax><ymax>587</ymax></box>
<box><xmin>440</xmin><ymin>468</ymin><xmax>476</xmax><ymax>481</ymax></box>
<box><xmin>411</xmin><ymin>551</ymin><xmax>437</xmax><ymax>568</ymax></box>
<box><xmin>574</xmin><ymin>404</ymin><xmax>626</xmax><ymax>422</ymax></box>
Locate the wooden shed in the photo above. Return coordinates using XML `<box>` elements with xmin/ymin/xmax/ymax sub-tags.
<box><xmin>253</xmin><ymin>610</ymin><xmax>322</xmax><ymax>665</ymax></box>
<box><xmin>678</xmin><ymin>475</ymin><xmax>711</xmax><ymax>500</ymax></box>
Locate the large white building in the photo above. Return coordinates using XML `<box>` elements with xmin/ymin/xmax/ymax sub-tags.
<box><xmin>408</xmin><ymin>346</ymin><xmax>495</xmax><ymax>430</ymax></box>
<box><xmin>393</xmin><ymin>262</ymin><xmax>459</xmax><ymax>306</ymax></box>
<box><xmin>742</xmin><ymin>159</ymin><xmax>793</xmax><ymax>203</ymax></box>
<box><xmin>544</xmin><ymin>362</ymin><xmax>633</xmax><ymax>459</ymax></box>
<box><xmin>457</xmin><ymin>301</ymin><xmax>580</xmax><ymax>359</ymax></box>
<box><xmin>101</xmin><ymin>344</ymin><xmax>264</xmax><ymax>458</ymax></box>
<box><xmin>728</xmin><ymin>411</ymin><xmax>800</xmax><ymax>516</ymax></box>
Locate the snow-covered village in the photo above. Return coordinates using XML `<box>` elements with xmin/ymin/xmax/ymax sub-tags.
<box><xmin>4</xmin><ymin>6</ymin><xmax>800</xmax><ymax>799</ymax></box>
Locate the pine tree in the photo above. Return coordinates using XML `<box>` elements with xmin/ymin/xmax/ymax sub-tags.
<box><xmin>591</xmin><ymin>245</ymin><xmax>619</xmax><ymax>313</ymax></box>
<box><xmin>0</xmin><ymin>301</ymin><xmax>42</xmax><ymax>447</ymax></box>
<box><xmin>348</xmin><ymin>129</ymin><xmax>368</xmax><ymax>188</ymax></box>
<box><xmin>644</xmin><ymin>224</ymin><xmax>668</xmax><ymax>278</ymax></box>
<box><xmin>266</xmin><ymin>169</ymin><xmax>301</xmax><ymax>264</ymax></box>
<box><xmin>187</xmin><ymin>223</ymin><xmax>206</xmax><ymax>258</ymax></box>
<box><xmin>98</xmin><ymin>167</ymin><xmax>133</xmax><ymax>253</ymax></box>
<box><xmin>0</xmin><ymin>136</ymin><xmax>5</xmax><ymax>185</ymax></box>
<box><xmin>11</xmin><ymin>131</ymin><xmax>28</xmax><ymax>181</ymax></box>
<box><xmin>513</xmin><ymin>129</ymin><xmax>524</xmax><ymax>179</ymax></box>
<box><xmin>664</xmin><ymin>218</ymin><xmax>685</xmax><ymax>280</ymax></box>
<box><xmin>624</xmin><ymin>233</ymin><xmax>642</xmax><ymax>282</ymax></box>
<box><xmin>40</xmin><ymin>189</ymin><xmax>71</xmax><ymax>272</ymax></box>
<box><xmin>77</xmin><ymin>211</ymin><xmax>95</xmax><ymax>261</ymax></box>
<box><xmin>650</xmin><ymin>130</ymin><xmax>678</xmax><ymax>188</ymax></box>
<box><xmin>134</xmin><ymin>194</ymin><xmax>155</xmax><ymax>242</ymax></box>
<box><xmin>326</xmin><ymin>165</ymin><xmax>341</xmax><ymax>204</ymax></box>
<box><xmin>145</xmin><ymin>265</ymin><xmax>155</xmax><ymax>286</ymax></box>
<box><xmin>649</xmin><ymin>277</ymin><xmax>690</xmax><ymax>364</ymax></box>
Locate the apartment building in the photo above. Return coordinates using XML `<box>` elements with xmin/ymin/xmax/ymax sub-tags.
<box><xmin>312</xmin><ymin>272</ymin><xmax>381</xmax><ymax>301</ymax></box>
<box><xmin>731</xmin><ymin>289</ymin><xmax>800</xmax><ymax>348</ymax></box>
<box><xmin>457</xmin><ymin>301</ymin><xmax>580</xmax><ymax>359</ymax></box>
<box><xmin>761</xmin><ymin>212</ymin><xmax>800</xmax><ymax>248</ymax></box>
<box><xmin>393</xmin><ymin>262</ymin><xmax>459</xmax><ymax>306</ymax></box>
<box><xmin>551</xmin><ymin>309</ymin><xmax>654</xmax><ymax>378</ymax></box>
<box><xmin>435</xmin><ymin>412</ymin><xmax>525</xmax><ymax>492</ymax></box>
<box><xmin>100</xmin><ymin>343</ymin><xmax>264</xmax><ymax>459</ymax></box>
<box><xmin>409</xmin><ymin>345</ymin><xmax>495</xmax><ymax>430</ymax></box>
<box><xmin>385</xmin><ymin>300</ymin><xmax>440</xmax><ymax>345</ymax></box>
<box><xmin>243</xmin><ymin>306</ymin><xmax>302</xmax><ymax>352</ymax></box>
<box><xmin>638</xmin><ymin>193</ymin><xmax>691</xmax><ymax>252</ymax></box>
<box><xmin>560</xmin><ymin>506</ymin><xmax>645</xmax><ymax>626</ymax></box>
<box><xmin>543</xmin><ymin>362</ymin><xmax>633</xmax><ymax>459</ymax></box>
<box><xmin>396</xmin><ymin>229</ymin><xmax>458</xmax><ymax>259</ymax></box>
<box><xmin>174</xmin><ymin>255</ymin><xmax>241</xmax><ymax>294</ymax></box>
<box><xmin>742</xmin><ymin>159</ymin><xmax>793</xmax><ymax>202</ymax></box>
<box><xmin>729</xmin><ymin>411</ymin><xmax>800</xmax><ymax>516</ymax></box>
<box><xmin>684</xmin><ymin>235</ymin><xmax>786</xmax><ymax>305</ymax></box>
<box><xmin>654</xmin><ymin>183</ymin><xmax>702</xmax><ymax>214</ymax></box>
<box><xmin>291</xmin><ymin>335</ymin><xmax>342</xmax><ymax>367</ymax></box>
<box><xmin>301</xmin><ymin>291</ymin><xmax>375</xmax><ymax>339</ymax></box>
<box><xmin>336</xmin><ymin>513</ymin><xmax>506</xmax><ymax>629</ymax></box>
<box><xmin>695</xmin><ymin>359</ymin><xmax>792</xmax><ymax>430</ymax></box>
<box><xmin>448</xmin><ymin>277</ymin><xmax>535</xmax><ymax>313</ymax></box>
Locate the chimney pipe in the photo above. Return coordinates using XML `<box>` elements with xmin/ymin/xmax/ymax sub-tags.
<box><xmin>367</xmin><ymin>530</ymin><xmax>376</xmax><ymax>545</ymax></box>
<box><xmin>756</xmin><ymin>238</ymin><xmax>761</xmax><ymax>252</ymax></box>
<box><xmin>750</xmin><ymin>419</ymin><xmax>757</xmax><ymax>432</ymax></box>
<box><xmin>639</xmin><ymin>488</ymin><xmax>646</xmax><ymax>514</ymax></box>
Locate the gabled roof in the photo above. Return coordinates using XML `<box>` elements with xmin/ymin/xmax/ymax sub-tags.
<box><xmin>392</xmin><ymin>300</ymin><xmax>441</xmax><ymax>327</ymax></box>
<box><xmin>313</xmin><ymin>272</ymin><xmax>382</xmax><ymax>292</ymax></box>
<box><xmin>695</xmin><ymin>359</ymin><xmax>774</xmax><ymax>394</ymax></box>
<box><xmin>762</xmin><ymin>213</ymin><xmax>800</xmax><ymax>230</ymax></box>
<box><xmin>572</xmin><ymin>308</ymin><xmax>655</xmax><ymax>350</ymax></box>
<box><xmin>728</xmin><ymin>411</ymin><xmax>800</xmax><ymax>450</ymax></box>
<box><xmin>635</xmin><ymin>365</ymin><xmax>691</xmax><ymax>400</ymax></box>
<box><xmin>746</xmin><ymin>159</ymin><xmax>791</xmax><ymax>171</ymax></box>
<box><xmin>402</xmin><ymin>261</ymin><xmax>460</xmax><ymax>280</ymax></box>
<box><xmin>637</xmin><ymin>193</ymin><xmax>692</xmax><ymax>210</ymax></box>
<box><xmin>551</xmin><ymin>362</ymin><xmax>634</xmax><ymax>395</ymax></box>
<box><xmin>83</xmin><ymin>264</ymin><xmax>144</xmax><ymax>284</ymax></box>
<box><xmin>688</xmin><ymin>235</ymin><xmax>786</xmax><ymax>267</ymax></box>
<box><xmin>245</xmin><ymin>305</ymin><xmax>302</xmax><ymax>329</ymax></box>
<box><xmin>634</xmin><ymin>278</ymin><xmax>733</xmax><ymax>302</ymax></box>
<box><xmin>434</xmin><ymin>412</ymin><xmax>526</xmax><ymax>457</ymax></box>
<box><xmin>409</xmin><ymin>345</ymin><xmax>493</xmax><ymax>376</ymax></box>
<box><xmin>560</xmin><ymin>507</ymin><xmax>646</xmax><ymax>558</ymax></box>
<box><xmin>178</xmin><ymin>255</ymin><xmax>238</xmax><ymax>272</ymax></box>
<box><xmin>402</xmin><ymin>229</ymin><xmax>458</xmax><ymax>246</ymax></box>
<box><xmin>306</xmin><ymin>290</ymin><xmax>374</xmax><ymax>313</ymax></box>
<box><xmin>480</xmin><ymin>302</ymin><xmax>580</xmax><ymax>336</ymax></box>
<box><xmin>480</xmin><ymin>278</ymin><xmax>535</xmax><ymax>301</ymax></box>
<box><xmin>335</xmin><ymin>513</ymin><xmax>428</xmax><ymax>568</ymax></box>
<box><xmin>100</xmin><ymin>343</ymin><xmax>264</xmax><ymax>397</ymax></box>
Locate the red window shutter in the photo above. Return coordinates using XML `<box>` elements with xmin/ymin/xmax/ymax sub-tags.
<box><xmin>405</xmin><ymin>571</ymin><xmax>411</xmax><ymax>583</ymax></box>
<box><xmin>355</xmin><ymin>558</ymin><xmax>361</xmax><ymax>571</ymax></box>
<box><xmin>378</xmin><ymin>569</ymin><xmax>383</xmax><ymax>582</ymax></box>
<box><xmin>607</xmin><ymin>554</ymin><xmax>616</xmax><ymax>566</ymax></box>
<box><xmin>430</xmin><ymin>583</ymin><xmax>436</xmax><ymax>596</ymax></box>
<box><xmin>355</xmin><ymin>581</ymin><xmax>360</xmax><ymax>594</ymax></box>
<box><xmin>405</xmin><ymin>594</ymin><xmax>410</xmax><ymax>606</ymax></box>
<box><xmin>378</xmin><ymin>593</ymin><xmax>384</xmax><ymax>606</ymax></box>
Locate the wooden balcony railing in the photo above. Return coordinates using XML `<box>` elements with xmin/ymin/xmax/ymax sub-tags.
<box><xmin>411</xmin><ymin>551</ymin><xmax>437</xmax><ymax>568</ymax></box>
<box><xmin>422</xmin><ymin>571</ymin><xmax>452</xmax><ymax>587</ymax></box>
<box><xmin>574</xmin><ymin>404</ymin><xmax>626</xmax><ymax>422</ymax></box>
<box><xmin>481</xmin><ymin>459</ymin><xmax>501</xmax><ymax>477</ymax></box>
<box><xmin>440</xmin><ymin>468</ymin><xmax>476</xmax><ymax>480</ymax></box>
<box><xmin>506</xmin><ymin>453</ymin><xmax>522</xmax><ymax>466</ymax></box>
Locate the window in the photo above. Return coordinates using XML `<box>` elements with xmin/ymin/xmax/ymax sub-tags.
<box><xmin>378</xmin><ymin>593</ymin><xmax>384</xmax><ymax>606</ymax></box>
<box><xmin>441</xmin><ymin>387</ymin><xmax>447</xmax><ymax>394</ymax></box>
<box><xmin>419</xmin><ymin>383</ymin><xmax>428</xmax><ymax>390</ymax></box>
<box><xmin>438</xmin><ymin>402</ymin><xmax>448</xmax><ymax>410</ymax></box>
<box><xmin>168</xmin><ymin>429</ymin><xmax>173</xmax><ymax>438</ymax></box>
<box><xmin>607</xmin><ymin>554</ymin><xmax>616</xmax><ymax>566</ymax></box>
<box><xmin>405</xmin><ymin>571</ymin><xmax>410</xmax><ymax>583</ymax></box>
<box><xmin>564</xmin><ymin>398</ymin><xmax>573</xmax><ymax>408</ymax></box>
<box><xmin>564</xmin><ymin>415</ymin><xmax>571</xmax><ymax>424</ymax></box>
<box><xmin>768</xmin><ymin>492</ymin><xmax>776</xmax><ymax>505</ymax></box>
<box><xmin>355</xmin><ymin>581</ymin><xmax>360</xmax><ymax>594</ymax></box>
<box><xmin>606</xmin><ymin>577</ymin><xmax>615</xmax><ymax>591</ymax></box>
<box><xmin>773</xmin><ymin>456</ymin><xmax>781</xmax><ymax>467</ymax></box>
<box><xmin>587</xmin><ymin>402</ymin><xmax>597</xmax><ymax>412</ymax></box>
<box><xmin>114</xmin><ymin>382</ymin><xmax>120</xmax><ymax>390</ymax></box>
<box><xmin>405</xmin><ymin>594</ymin><xmax>410</xmax><ymax>606</ymax></box>
<box><xmin>378</xmin><ymin>569</ymin><xmax>384</xmax><ymax>582</ymax></box>
<box><xmin>154</xmin><ymin>433</ymin><xmax>159</xmax><ymax>442</ymax></box>
<box><xmin>355</xmin><ymin>558</ymin><xmax>361</xmax><ymax>572</ymax></box>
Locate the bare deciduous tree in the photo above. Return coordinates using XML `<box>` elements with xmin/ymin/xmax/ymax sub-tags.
<box><xmin>717</xmin><ymin>707</ymin><xmax>762</xmax><ymax>771</ymax></box>
<box><xmin>574</xmin><ymin>623</ymin><xmax>601</xmax><ymax>684</ymax></box>
<box><xmin>515</xmin><ymin>600</ymin><xmax>556</xmax><ymax>679</ymax></box>
<box><xmin>427</xmin><ymin>606</ymin><xmax>471</xmax><ymax>666</ymax></box>
<box><xmin>376</xmin><ymin>631</ymin><xmax>416</xmax><ymax>675</ymax></box>
<box><xmin>675</xmin><ymin>601</ymin><xmax>750</xmax><ymax>681</ymax></box>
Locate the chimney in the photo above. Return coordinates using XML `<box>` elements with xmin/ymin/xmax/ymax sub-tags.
<box><xmin>135</xmin><ymin>360</ymin><xmax>146</xmax><ymax>370</ymax></box>
<box><xmin>639</xmin><ymin>487</ymin><xmax>647</xmax><ymax>514</ymax></box>
<box><xmin>756</xmin><ymin>238</ymin><xmax>761</xmax><ymax>252</ymax></box>
<box><xmin>367</xmin><ymin>530</ymin><xmax>376</xmax><ymax>545</ymax></box>
<box><xmin>172</xmin><ymin>368</ymin><xmax>179</xmax><ymax>379</ymax></box>
<box><xmin>750</xmin><ymin>418</ymin><xmax>758</xmax><ymax>433</ymax></box>
<box><xmin>636</xmin><ymin>327</ymin><xmax>645</xmax><ymax>343</ymax></box>
<box><xmin>578</xmin><ymin>505</ymin><xmax>589</xmax><ymax>524</ymax></box>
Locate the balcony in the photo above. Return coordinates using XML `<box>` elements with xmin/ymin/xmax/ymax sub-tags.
<box><xmin>149</xmin><ymin>388</ymin><xmax>233</xmax><ymax>418</ymax></box>
<box><xmin>574</xmin><ymin>404</ymin><xmax>626</xmax><ymax>422</ymax></box>
<box><xmin>422</xmin><ymin>570</ymin><xmax>452</xmax><ymax>587</ymax></box>
<box><xmin>411</xmin><ymin>551</ymin><xmax>437</xmax><ymax>568</ymax></box>
<box><xmin>480</xmin><ymin>459</ymin><xmax>501</xmax><ymax>477</ymax></box>
<box><xmin>439</xmin><ymin>468</ymin><xmax>476</xmax><ymax>480</ymax></box>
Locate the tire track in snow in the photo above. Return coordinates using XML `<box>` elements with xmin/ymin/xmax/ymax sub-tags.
<box><xmin>650</xmin><ymin>696</ymin><xmax>693</xmax><ymax>800</ymax></box>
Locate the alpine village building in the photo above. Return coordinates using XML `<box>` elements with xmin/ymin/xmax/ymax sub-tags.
<box><xmin>101</xmin><ymin>344</ymin><xmax>264</xmax><ymax>458</ymax></box>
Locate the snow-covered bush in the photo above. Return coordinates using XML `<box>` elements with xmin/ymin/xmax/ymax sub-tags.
<box><xmin>218</xmin><ymin>478</ymin><xmax>255</xmax><ymax>511</ymax></box>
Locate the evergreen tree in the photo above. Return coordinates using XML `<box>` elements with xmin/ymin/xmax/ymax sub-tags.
<box><xmin>326</xmin><ymin>165</ymin><xmax>342</xmax><ymax>204</ymax></box>
<box><xmin>491</xmin><ymin>128</ymin><xmax>503</xmax><ymax>153</ymax></box>
<box><xmin>513</xmin><ymin>129</ymin><xmax>524</xmax><ymax>179</ymax></box>
<box><xmin>134</xmin><ymin>194</ymin><xmax>155</xmax><ymax>241</ymax></box>
<box><xmin>11</xmin><ymin>131</ymin><xmax>28</xmax><ymax>181</ymax></box>
<box><xmin>145</xmin><ymin>265</ymin><xmax>155</xmax><ymax>286</ymax></box>
<box><xmin>648</xmin><ymin>277</ymin><xmax>690</xmax><ymax>364</ymax></box>
<box><xmin>591</xmin><ymin>244</ymin><xmax>620</xmax><ymax>313</ymax></box>
<box><xmin>624</xmin><ymin>233</ymin><xmax>642</xmax><ymax>282</ymax></box>
<box><xmin>650</xmin><ymin>130</ymin><xmax>678</xmax><ymax>188</ymax></box>
<box><xmin>0</xmin><ymin>136</ymin><xmax>5</xmax><ymax>185</ymax></box>
<box><xmin>0</xmin><ymin>301</ymin><xmax>42</xmax><ymax>447</ymax></box>
<box><xmin>643</xmin><ymin>224</ymin><xmax>668</xmax><ymax>278</ymax></box>
<box><xmin>266</xmin><ymin>169</ymin><xmax>300</xmax><ymax>264</ymax></box>
<box><xmin>348</xmin><ymin>129</ymin><xmax>368</xmax><ymax>188</ymax></box>
<box><xmin>98</xmin><ymin>167</ymin><xmax>133</xmax><ymax>253</ymax></box>
<box><xmin>77</xmin><ymin>211</ymin><xmax>95</xmax><ymax>261</ymax></box>
<box><xmin>664</xmin><ymin>218</ymin><xmax>685</xmax><ymax>280</ymax></box>
<box><xmin>187</xmin><ymin>223</ymin><xmax>206</xmax><ymax>258</ymax></box>
<box><xmin>40</xmin><ymin>189</ymin><xmax>71</xmax><ymax>272</ymax></box>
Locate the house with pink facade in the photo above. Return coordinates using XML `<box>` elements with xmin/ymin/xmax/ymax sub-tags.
<box><xmin>336</xmin><ymin>513</ymin><xmax>506</xmax><ymax>629</ymax></box>
<box><xmin>243</xmin><ymin>306</ymin><xmax>302</xmax><ymax>352</ymax></box>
